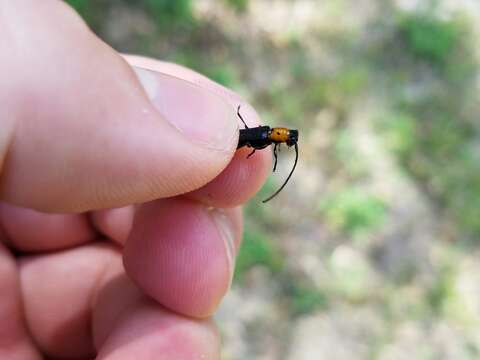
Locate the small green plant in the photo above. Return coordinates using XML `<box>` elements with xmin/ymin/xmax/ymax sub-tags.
<box><xmin>427</xmin><ymin>264</ymin><xmax>456</xmax><ymax>315</ymax></box>
<box><xmin>225</xmin><ymin>0</ymin><xmax>249</xmax><ymax>13</ymax></box>
<box><xmin>243</xmin><ymin>178</ymin><xmax>280</xmax><ymax>225</ymax></box>
<box><xmin>398</xmin><ymin>12</ymin><xmax>461</xmax><ymax>66</ymax></box>
<box><xmin>377</xmin><ymin>111</ymin><xmax>417</xmax><ymax>160</ymax></box>
<box><xmin>320</xmin><ymin>188</ymin><xmax>387</xmax><ymax>237</ymax></box>
<box><xmin>234</xmin><ymin>228</ymin><xmax>284</xmax><ymax>282</ymax></box>
<box><xmin>65</xmin><ymin>0</ymin><xmax>96</xmax><ymax>25</ymax></box>
<box><xmin>65</xmin><ymin>0</ymin><xmax>89</xmax><ymax>14</ymax></box>
<box><xmin>336</xmin><ymin>68</ymin><xmax>369</xmax><ymax>97</ymax></box>
<box><xmin>146</xmin><ymin>0</ymin><xmax>195</xmax><ymax>29</ymax></box>
<box><xmin>334</xmin><ymin>129</ymin><xmax>369</xmax><ymax>178</ymax></box>
<box><xmin>204</xmin><ymin>65</ymin><xmax>237</xmax><ymax>87</ymax></box>
<box><xmin>288</xmin><ymin>285</ymin><xmax>329</xmax><ymax>316</ymax></box>
<box><xmin>329</xmin><ymin>245</ymin><xmax>376</xmax><ymax>302</ymax></box>
<box><xmin>373</xmin><ymin>7</ymin><xmax>480</xmax><ymax>240</ymax></box>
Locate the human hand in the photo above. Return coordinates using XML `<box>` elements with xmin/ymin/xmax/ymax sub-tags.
<box><xmin>0</xmin><ymin>1</ymin><xmax>271</xmax><ymax>359</ymax></box>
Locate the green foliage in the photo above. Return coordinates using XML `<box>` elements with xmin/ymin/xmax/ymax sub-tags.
<box><xmin>442</xmin><ymin>149</ymin><xmax>480</xmax><ymax>236</ymax></box>
<box><xmin>64</xmin><ymin>0</ymin><xmax>97</xmax><ymax>26</ymax></box>
<box><xmin>234</xmin><ymin>228</ymin><xmax>284</xmax><ymax>282</ymax></box>
<box><xmin>329</xmin><ymin>246</ymin><xmax>377</xmax><ymax>302</ymax></box>
<box><xmin>288</xmin><ymin>285</ymin><xmax>329</xmax><ymax>315</ymax></box>
<box><xmin>204</xmin><ymin>65</ymin><xmax>237</xmax><ymax>87</ymax></box>
<box><xmin>225</xmin><ymin>0</ymin><xmax>249</xmax><ymax>13</ymax></box>
<box><xmin>262</xmin><ymin>67</ymin><xmax>367</xmax><ymax>129</ymax></box>
<box><xmin>377</xmin><ymin>112</ymin><xmax>417</xmax><ymax>160</ymax></box>
<box><xmin>374</xmin><ymin>8</ymin><xmax>480</xmax><ymax>239</ymax></box>
<box><xmin>169</xmin><ymin>50</ymin><xmax>237</xmax><ymax>87</ymax></box>
<box><xmin>65</xmin><ymin>0</ymin><xmax>89</xmax><ymax>14</ymax></box>
<box><xmin>66</xmin><ymin>0</ymin><xmax>197</xmax><ymax>31</ymax></box>
<box><xmin>399</xmin><ymin>12</ymin><xmax>461</xmax><ymax>66</ymax></box>
<box><xmin>334</xmin><ymin>129</ymin><xmax>369</xmax><ymax>178</ymax></box>
<box><xmin>265</xmin><ymin>85</ymin><xmax>306</xmax><ymax>126</ymax></box>
<box><xmin>305</xmin><ymin>69</ymin><xmax>368</xmax><ymax>109</ymax></box>
<box><xmin>336</xmin><ymin>68</ymin><xmax>369</xmax><ymax>97</ymax></box>
<box><xmin>393</xmin><ymin>106</ymin><xmax>479</xmax><ymax>237</ymax></box>
<box><xmin>320</xmin><ymin>188</ymin><xmax>387</xmax><ymax>237</ymax></box>
<box><xmin>243</xmin><ymin>178</ymin><xmax>282</xmax><ymax>228</ymax></box>
<box><xmin>427</xmin><ymin>264</ymin><xmax>456</xmax><ymax>315</ymax></box>
<box><xmin>146</xmin><ymin>0</ymin><xmax>195</xmax><ymax>29</ymax></box>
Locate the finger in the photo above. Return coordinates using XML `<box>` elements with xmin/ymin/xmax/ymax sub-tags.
<box><xmin>93</xmin><ymin>275</ymin><xmax>220</xmax><ymax>360</ymax></box>
<box><xmin>124</xmin><ymin>199</ymin><xmax>243</xmax><ymax>318</ymax></box>
<box><xmin>19</xmin><ymin>243</ymin><xmax>121</xmax><ymax>359</ymax></box>
<box><xmin>124</xmin><ymin>56</ymin><xmax>272</xmax><ymax>207</ymax></box>
<box><xmin>90</xmin><ymin>206</ymin><xmax>135</xmax><ymax>245</ymax></box>
<box><xmin>0</xmin><ymin>0</ymin><xmax>238</xmax><ymax>213</ymax></box>
<box><xmin>0</xmin><ymin>202</ymin><xmax>95</xmax><ymax>252</ymax></box>
<box><xmin>0</xmin><ymin>242</ymin><xmax>41</xmax><ymax>359</ymax></box>
<box><xmin>186</xmin><ymin>147</ymin><xmax>272</xmax><ymax>207</ymax></box>
<box><xmin>19</xmin><ymin>242</ymin><xmax>221</xmax><ymax>359</ymax></box>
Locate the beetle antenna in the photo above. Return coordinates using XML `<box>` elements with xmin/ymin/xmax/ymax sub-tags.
<box><xmin>237</xmin><ymin>105</ymin><xmax>249</xmax><ymax>129</ymax></box>
<box><xmin>262</xmin><ymin>142</ymin><xmax>298</xmax><ymax>203</ymax></box>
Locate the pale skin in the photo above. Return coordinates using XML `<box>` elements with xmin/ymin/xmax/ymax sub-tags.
<box><xmin>0</xmin><ymin>1</ymin><xmax>271</xmax><ymax>359</ymax></box>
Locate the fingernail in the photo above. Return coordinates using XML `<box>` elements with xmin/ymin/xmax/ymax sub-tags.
<box><xmin>209</xmin><ymin>208</ymin><xmax>236</xmax><ymax>285</ymax></box>
<box><xmin>133</xmin><ymin>67</ymin><xmax>238</xmax><ymax>150</ymax></box>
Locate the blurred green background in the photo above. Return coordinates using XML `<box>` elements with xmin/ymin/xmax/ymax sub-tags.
<box><xmin>67</xmin><ymin>0</ymin><xmax>480</xmax><ymax>358</ymax></box>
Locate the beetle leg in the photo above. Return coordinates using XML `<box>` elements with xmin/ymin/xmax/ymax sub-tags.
<box><xmin>273</xmin><ymin>144</ymin><xmax>279</xmax><ymax>172</ymax></box>
<box><xmin>247</xmin><ymin>148</ymin><xmax>256</xmax><ymax>158</ymax></box>
<box><xmin>237</xmin><ymin>105</ymin><xmax>249</xmax><ymax>129</ymax></box>
<box><xmin>246</xmin><ymin>144</ymin><xmax>270</xmax><ymax>159</ymax></box>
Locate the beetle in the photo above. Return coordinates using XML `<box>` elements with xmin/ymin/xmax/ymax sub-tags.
<box><xmin>236</xmin><ymin>105</ymin><xmax>299</xmax><ymax>203</ymax></box>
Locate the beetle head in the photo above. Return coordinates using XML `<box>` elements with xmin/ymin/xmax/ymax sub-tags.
<box><xmin>286</xmin><ymin>129</ymin><xmax>298</xmax><ymax>147</ymax></box>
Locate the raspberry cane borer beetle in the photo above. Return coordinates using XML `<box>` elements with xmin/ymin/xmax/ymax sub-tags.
<box><xmin>236</xmin><ymin>106</ymin><xmax>299</xmax><ymax>203</ymax></box>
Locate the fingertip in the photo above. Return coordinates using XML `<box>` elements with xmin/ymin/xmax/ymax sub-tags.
<box><xmin>97</xmin><ymin>298</ymin><xmax>220</xmax><ymax>360</ymax></box>
<box><xmin>123</xmin><ymin>198</ymin><xmax>237</xmax><ymax>318</ymax></box>
<box><xmin>187</xmin><ymin>147</ymin><xmax>272</xmax><ymax>208</ymax></box>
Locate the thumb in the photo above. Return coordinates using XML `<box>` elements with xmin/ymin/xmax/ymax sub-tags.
<box><xmin>0</xmin><ymin>0</ymin><xmax>238</xmax><ymax>212</ymax></box>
